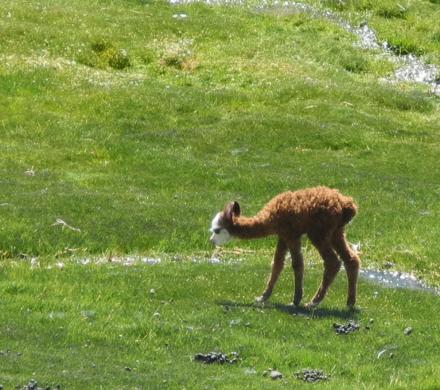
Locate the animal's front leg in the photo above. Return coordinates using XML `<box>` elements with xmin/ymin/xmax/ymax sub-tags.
<box><xmin>255</xmin><ymin>238</ymin><xmax>287</xmax><ymax>303</ymax></box>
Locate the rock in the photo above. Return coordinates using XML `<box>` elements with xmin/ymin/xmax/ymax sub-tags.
<box><xmin>295</xmin><ymin>369</ymin><xmax>329</xmax><ymax>382</ymax></box>
<box><xmin>333</xmin><ymin>320</ymin><xmax>360</xmax><ymax>335</ymax></box>
<box><xmin>193</xmin><ymin>351</ymin><xmax>239</xmax><ymax>364</ymax></box>
<box><xmin>270</xmin><ymin>370</ymin><xmax>283</xmax><ymax>380</ymax></box>
<box><xmin>21</xmin><ymin>380</ymin><xmax>39</xmax><ymax>390</ymax></box>
<box><xmin>404</xmin><ymin>327</ymin><xmax>413</xmax><ymax>335</ymax></box>
<box><xmin>263</xmin><ymin>369</ymin><xmax>283</xmax><ymax>380</ymax></box>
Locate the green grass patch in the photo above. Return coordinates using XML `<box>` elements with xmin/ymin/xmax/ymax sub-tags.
<box><xmin>77</xmin><ymin>40</ymin><xmax>131</xmax><ymax>70</ymax></box>
<box><xmin>0</xmin><ymin>258</ymin><xmax>439</xmax><ymax>389</ymax></box>
<box><xmin>315</xmin><ymin>0</ymin><xmax>440</xmax><ymax>63</ymax></box>
<box><xmin>0</xmin><ymin>0</ymin><xmax>440</xmax><ymax>386</ymax></box>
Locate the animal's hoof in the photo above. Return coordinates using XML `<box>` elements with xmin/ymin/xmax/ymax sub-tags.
<box><xmin>255</xmin><ymin>295</ymin><xmax>267</xmax><ymax>303</ymax></box>
<box><xmin>347</xmin><ymin>298</ymin><xmax>356</xmax><ymax>309</ymax></box>
<box><xmin>305</xmin><ymin>301</ymin><xmax>318</xmax><ymax>310</ymax></box>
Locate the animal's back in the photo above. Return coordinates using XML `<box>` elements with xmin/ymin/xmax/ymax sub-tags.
<box><xmin>259</xmin><ymin>186</ymin><xmax>357</xmax><ymax>232</ymax></box>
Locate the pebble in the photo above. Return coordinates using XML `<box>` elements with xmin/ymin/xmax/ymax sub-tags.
<box><xmin>404</xmin><ymin>327</ymin><xmax>413</xmax><ymax>336</ymax></box>
<box><xmin>270</xmin><ymin>370</ymin><xmax>283</xmax><ymax>380</ymax></box>
<box><xmin>193</xmin><ymin>351</ymin><xmax>239</xmax><ymax>364</ymax></box>
<box><xmin>295</xmin><ymin>369</ymin><xmax>329</xmax><ymax>383</ymax></box>
<box><xmin>263</xmin><ymin>369</ymin><xmax>283</xmax><ymax>380</ymax></box>
<box><xmin>333</xmin><ymin>320</ymin><xmax>360</xmax><ymax>335</ymax></box>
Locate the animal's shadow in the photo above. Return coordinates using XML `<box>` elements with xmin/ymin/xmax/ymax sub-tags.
<box><xmin>217</xmin><ymin>300</ymin><xmax>360</xmax><ymax>320</ymax></box>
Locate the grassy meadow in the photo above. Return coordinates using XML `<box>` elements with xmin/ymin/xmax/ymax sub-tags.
<box><xmin>1</xmin><ymin>0</ymin><xmax>440</xmax><ymax>388</ymax></box>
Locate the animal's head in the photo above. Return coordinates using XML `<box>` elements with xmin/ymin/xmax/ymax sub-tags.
<box><xmin>209</xmin><ymin>201</ymin><xmax>241</xmax><ymax>246</ymax></box>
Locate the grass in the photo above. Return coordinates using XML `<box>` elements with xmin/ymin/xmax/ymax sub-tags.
<box><xmin>1</xmin><ymin>256</ymin><xmax>440</xmax><ymax>389</ymax></box>
<box><xmin>0</xmin><ymin>0</ymin><xmax>440</xmax><ymax>388</ymax></box>
<box><xmin>319</xmin><ymin>0</ymin><xmax>440</xmax><ymax>61</ymax></box>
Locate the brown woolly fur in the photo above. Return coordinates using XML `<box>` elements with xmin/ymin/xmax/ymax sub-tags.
<box><xmin>216</xmin><ymin>186</ymin><xmax>361</xmax><ymax>308</ymax></box>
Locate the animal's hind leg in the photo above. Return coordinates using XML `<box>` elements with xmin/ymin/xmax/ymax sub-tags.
<box><xmin>256</xmin><ymin>238</ymin><xmax>287</xmax><ymax>303</ymax></box>
<box><xmin>307</xmin><ymin>235</ymin><xmax>341</xmax><ymax>308</ymax></box>
<box><xmin>332</xmin><ymin>228</ymin><xmax>360</xmax><ymax>308</ymax></box>
<box><xmin>287</xmin><ymin>238</ymin><xmax>304</xmax><ymax>306</ymax></box>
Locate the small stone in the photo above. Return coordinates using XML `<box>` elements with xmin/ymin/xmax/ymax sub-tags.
<box><xmin>404</xmin><ymin>327</ymin><xmax>413</xmax><ymax>335</ymax></box>
<box><xmin>269</xmin><ymin>370</ymin><xmax>283</xmax><ymax>380</ymax></box>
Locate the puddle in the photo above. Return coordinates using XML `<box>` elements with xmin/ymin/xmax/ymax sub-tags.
<box><xmin>168</xmin><ymin>0</ymin><xmax>440</xmax><ymax>94</ymax></box>
<box><xmin>360</xmin><ymin>268</ymin><xmax>439</xmax><ymax>295</ymax></box>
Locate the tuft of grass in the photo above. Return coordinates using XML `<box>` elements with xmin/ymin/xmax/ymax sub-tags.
<box><xmin>158</xmin><ymin>39</ymin><xmax>198</xmax><ymax>71</ymax></box>
<box><xmin>77</xmin><ymin>40</ymin><xmax>131</xmax><ymax>70</ymax></box>
<box><xmin>375</xmin><ymin>3</ymin><xmax>409</xmax><ymax>19</ymax></box>
<box><xmin>339</xmin><ymin>52</ymin><xmax>370</xmax><ymax>73</ymax></box>
<box><xmin>388</xmin><ymin>37</ymin><xmax>425</xmax><ymax>56</ymax></box>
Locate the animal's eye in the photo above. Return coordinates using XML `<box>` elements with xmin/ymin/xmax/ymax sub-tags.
<box><xmin>213</xmin><ymin>228</ymin><xmax>221</xmax><ymax>234</ymax></box>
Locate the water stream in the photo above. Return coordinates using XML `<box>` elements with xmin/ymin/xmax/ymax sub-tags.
<box><xmin>169</xmin><ymin>0</ymin><xmax>440</xmax><ymax>95</ymax></box>
<box><xmin>360</xmin><ymin>268</ymin><xmax>439</xmax><ymax>295</ymax></box>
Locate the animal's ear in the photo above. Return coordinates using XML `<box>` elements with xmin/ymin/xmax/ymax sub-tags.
<box><xmin>225</xmin><ymin>201</ymin><xmax>240</xmax><ymax>220</ymax></box>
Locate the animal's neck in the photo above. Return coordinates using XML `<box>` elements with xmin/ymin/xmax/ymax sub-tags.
<box><xmin>230</xmin><ymin>215</ymin><xmax>274</xmax><ymax>239</ymax></box>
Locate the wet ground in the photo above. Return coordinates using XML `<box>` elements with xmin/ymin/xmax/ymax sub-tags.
<box><xmin>360</xmin><ymin>268</ymin><xmax>440</xmax><ymax>295</ymax></box>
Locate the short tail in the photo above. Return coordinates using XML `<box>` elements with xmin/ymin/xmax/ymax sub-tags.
<box><xmin>342</xmin><ymin>201</ymin><xmax>357</xmax><ymax>225</ymax></box>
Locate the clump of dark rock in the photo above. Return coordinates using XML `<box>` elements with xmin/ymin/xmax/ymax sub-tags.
<box><xmin>20</xmin><ymin>379</ymin><xmax>60</xmax><ymax>390</ymax></box>
<box><xmin>333</xmin><ymin>320</ymin><xmax>360</xmax><ymax>334</ymax></box>
<box><xmin>193</xmin><ymin>351</ymin><xmax>239</xmax><ymax>364</ymax></box>
<box><xmin>295</xmin><ymin>369</ymin><xmax>329</xmax><ymax>383</ymax></box>
<box><xmin>22</xmin><ymin>379</ymin><xmax>39</xmax><ymax>390</ymax></box>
